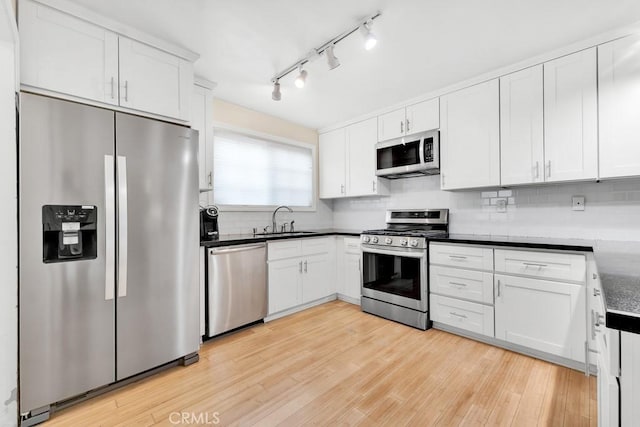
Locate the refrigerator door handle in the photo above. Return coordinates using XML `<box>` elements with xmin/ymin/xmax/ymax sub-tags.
<box><xmin>117</xmin><ymin>155</ymin><xmax>128</xmax><ymax>298</ymax></box>
<box><xmin>104</xmin><ymin>155</ymin><xmax>115</xmax><ymax>300</ymax></box>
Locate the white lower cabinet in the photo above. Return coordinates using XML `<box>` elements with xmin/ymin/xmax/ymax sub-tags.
<box><xmin>431</xmin><ymin>294</ymin><xmax>494</xmax><ymax>336</ymax></box>
<box><xmin>430</xmin><ymin>266</ymin><xmax>494</xmax><ymax>305</ymax></box>
<box><xmin>336</xmin><ymin>237</ymin><xmax>362</xmax><ymax>303</ymax></box>
<box><xmin>494</xmin><ymin>273</ymin><xmax>586</xmax><ymax>362</ymax></box>
<box><xmin>268</xmin><ymin>257</ymin><xmax>302</xmax><ymax>314</ymax></box>
<box><xmin>621</xmin><ymin>332</ymin><xmax>640</xmax><ymax>426</ymax></box>
<box><xmin>267</xmin><ymin>238</ymin><xmax>335</xmax><ymax>316</ymax></box>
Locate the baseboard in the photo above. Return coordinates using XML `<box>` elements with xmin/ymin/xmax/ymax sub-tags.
<box><xmin>336</xmin><ymin>293</ymin><xmax>361</xmax><ymax>306</ymax></box>
<box><xmin>265</xmin><ymin>294</ymin><xmax>338</xmax><ymax>322</ymax></box>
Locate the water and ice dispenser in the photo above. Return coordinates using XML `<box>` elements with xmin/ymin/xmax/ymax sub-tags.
<box><xmin>42</xmin><ymin>205</ymin><xmax>97</xmax><ymax>263</ymax></box>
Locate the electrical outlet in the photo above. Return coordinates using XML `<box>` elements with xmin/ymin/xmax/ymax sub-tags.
<box><xmin>496</xmin><ymin>198</ymin><xmax>507</xmax><ymax>213</ymax></box>
<box><xmin>572</xmin><ymin>196</ymin><xmax>585</xmax><ymax>211</ymax></box>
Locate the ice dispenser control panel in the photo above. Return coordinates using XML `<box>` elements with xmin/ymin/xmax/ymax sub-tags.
<box><xmin>42</xmin><ymin>205</ymin><xmax>97</xmax><ymax>263</ymax></box>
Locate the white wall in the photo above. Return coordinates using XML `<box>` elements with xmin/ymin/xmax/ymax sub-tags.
<box><xmin>0</xmin><ymin>40</ymin><xmax>18</xmax><ymax>427</ymax></box>
<box><xmin>333</xmin><ymin>175</ymin><xmax>640</xmax><ymax>241</ymax></box>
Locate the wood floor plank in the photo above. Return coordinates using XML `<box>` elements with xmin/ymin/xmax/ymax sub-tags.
<box><xmin>43</xmin><ymin>300</ymin><xmax>595</xmax><ymax>427</ymax></box>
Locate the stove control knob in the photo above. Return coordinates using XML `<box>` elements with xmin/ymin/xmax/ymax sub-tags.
<box><xmin>371</xmin><ymin>236</ymin><xmax>379</xmax><ymax>244</ymax></box>
<box><xmin>362</xmin><ymin>236</ymin><xmax>370</xmax><ymax>243</ymax></box>
<box><xmin>410</xmin><ymin>239</ymin><xmax>419</xmax><ymax>247</ymax></box>
<box><xmin>400</xmin><ymin>239</ymin><xmax>408</xmax><ymax>246</ymax></box>
<box><xmin>385</xmin><ymin>237</ymin><xmax>393</xmax><ymax>245</ymax></box>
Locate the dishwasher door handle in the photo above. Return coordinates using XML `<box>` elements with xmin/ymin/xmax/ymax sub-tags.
<box><xmin>209</xmin><ymin>243</ymin><xmax>266</xmax><ymax>255</ymax></box>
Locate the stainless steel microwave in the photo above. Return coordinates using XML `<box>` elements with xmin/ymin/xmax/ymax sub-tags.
<box><xmin>375</xmin><ymin>130</ymin><xmax>440</xmax><ymax>178</ymax></box>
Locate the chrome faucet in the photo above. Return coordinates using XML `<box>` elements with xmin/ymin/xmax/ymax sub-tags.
<box><xmin>272</xmin><ymin>205</ymin><xmax>293</xmax><ymax>233</ymax></box>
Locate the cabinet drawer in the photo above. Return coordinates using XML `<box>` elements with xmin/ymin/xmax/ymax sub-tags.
<box><xmin>268</xmin><ymin>240</ymin><xmax>302</xmax><ymax>261</ymax></box>
<box><xmin>495</xmin><ymin>249</ymin><xmax>586</xmax><ymax>282</ymax></box>
<box><xmin>302</xmin><ymin>237</ymin><xmax>330</xmax><ymax>256</ymax></box>
<box><xmin>430</xmin><ymin>294</ymin><xmax>494</xmax><ymax>337</ymax></box>
<box><xmin>429</xmin><ymin>243</ymin><xmax>494</xmax><ymax>271</ymax></box>
<box><xmin>430</xmin><ymin>266</ymin><xmax>494</xmax><ymax>304</ymax></box>
<box><xmin>343</xmin><ymin>237</ymin><xmax>361</xmax><ymax>255</ymax></box>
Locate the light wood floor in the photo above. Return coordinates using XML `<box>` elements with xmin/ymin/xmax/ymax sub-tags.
<box><xmin>45</xmin><ymin>300</ymin><xmax>596</xmax><ymax>426</ymax></box>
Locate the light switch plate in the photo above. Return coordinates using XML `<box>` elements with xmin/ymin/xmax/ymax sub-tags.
<box><xmin>572</xmin><ymin>196</ymin><xmax>585</xmax><ymax>211</ymax></box>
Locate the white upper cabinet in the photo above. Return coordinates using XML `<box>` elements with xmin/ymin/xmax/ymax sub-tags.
<box><xmin>19</xmin><ymin>0</ymin><xmax>195</xmax><ymax>122</ymax></box>
<box><xmin>319</xmin><ymin>119</ymin><xmax>389</xmax><ymax>199</ymax></box>
<box><xmin>377</xmin><ymin>98</ymin><xmax>439</xmax><ymax>142</ymax></box>
<box><xmin>500</xmin><ymin>65</ymin><xmax>544</xmax><ymax>186</ymax></box>
<box><xmin>192</xmin><ymin>82</ymin><xmax>214</xmax><ymax>206</ymax></box>
<box><xmin>20</xmin><ymin>0</ymin><xmax>119</xmax><ymax>106</ymax></box>
<box><xmin>377</xmin><ymin>108</ymin><xmax>406</xmax><ymax>142</ymax></box>
<box><xmin>119</xmin><ymin>37</ymin><xmax>192</xmax><ymax>121</ymax></box>
<box><xmin>543</xmin><ymin>48</ymin><xmax>598</xmax><ymax>182</ymax></box>
<box><xmin>440</xmin><ymin>79</ymin><xmax>500</xmax><ymax>190</ymax></box>
<box><xmin>319</xmin><ymin>128</ymin><xmax>347</xmax><ymax>198</ymax></box>
<box><xmin>347</xmin><ymin>117</ymin><xmax>389</xmax><ymax>197</ymax></box>
<box><xmin>598</xmin><ymin>34</ymin><xmax>640</xmax><ymax>179</ymax></box>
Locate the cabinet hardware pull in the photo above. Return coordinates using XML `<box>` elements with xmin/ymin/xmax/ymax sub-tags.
<box><xmin>208</xmin><ymin>171</ymin><xmax>212</xmax><ymax>187</ymax></box>
<box><xmin>406</xmin><ymin>119</ymin><xmax>410</xmax><ymax>132</ymax></box>
<box><xmin>497</xmin><ymin>279</ymin><xmax>501</xmax><ymax>297</ymax></box>
<box><xmin>450</xmin><ymin>282</ymin><xmax>467</xmax><ymax>287</ymax></box>
<box><xmin>372</xmin><ymin>180</ymin><xmax>376</xmax><ymax>193</ymax></box>
<box><xmin>441</xmin><ymin>173</ymin><xmax>445</xmax><ymax>187</ymax></box>
<box><xmin>400</xmin><ymin>120</ymin><xmax>404</xmax><ymax>134</ymax></box>
<box><xmin>299</xmin><ymin>261</ymin><xmax>303</xmax><ymax>274</ymax></box>
<box><xmin>340</xmin><ymin>184</ymin><xmax>345</xmax><ymax>194</ymax></box>
<box><xmin>123</xmin><ymin>80</ymin><xmax>129</xmax><ymax>102</ymax></box>
<box><xmin>593</xmin><ymin>288</ymin><xmax>601</xmax><ymax>297</ymax></box>
<box><xmin>110</xmin><ymin>77</ymin><xmax>115</xmax><ymax>100</ymax></box>
<box><xmin>593</xmin><ymin>273</ymin><xmax>598</xmax><ymax>280</ymax></box>
<box><xmin>523</xmin><ymin>262</ymin><xmax>547</xmax><ymax>268</ymax></box>
<box><xmin>450</xmin><ymin>312</ymin><xmax>467</xmax><ymax>319</ymax></box>
<box><xmin>545</xmin><ymin>160</ymin><xmax>551</xmax><ymax>178</ymax></box>
<box><xmin>448</xmin><ymin>255</ymin><xmax>467</xmax><ymax>260</ymax></box>
<box><xmin>534</xmin><ymin>161</ymin><xmax>540</xmax><ymax>179</ymax></box>
<box><xmin>304</xmin><ymin>260</ymin><xmax>308</xmax><ymax>273</ymax></box>
<box><xmin>591</xmin><ymin>309</ymin><xmax>597</xmax><ymax>340</ymax></box>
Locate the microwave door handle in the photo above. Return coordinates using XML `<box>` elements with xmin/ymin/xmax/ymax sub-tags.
<box><xmin>419</xmin><ymin>138</ymin><xmax>425</xmax><ymax>164</ymax></box>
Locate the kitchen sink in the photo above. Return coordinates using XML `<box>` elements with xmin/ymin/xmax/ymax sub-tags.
<box><xmin>254</xmin><ymin>231</ymin><xmax>316</xmax><ymax>237</ymax></box>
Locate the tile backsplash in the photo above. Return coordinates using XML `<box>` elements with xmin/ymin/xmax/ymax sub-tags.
<box><xmin>333</xmin><ymin>175</ymin><xmax>640</xmax><ymax>241</ymax></box>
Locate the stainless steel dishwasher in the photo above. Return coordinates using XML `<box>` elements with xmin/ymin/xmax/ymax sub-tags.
<box><xmin>207</xmin><ymin>243</ymin><xmax>267</xmax><ymax>337</ymax></box>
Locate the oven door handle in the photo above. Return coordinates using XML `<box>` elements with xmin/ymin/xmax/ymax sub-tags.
<box><xmin>362</xmin><ymin>246</ymin><xmax>426</xmax><ymax>259</ymax></box>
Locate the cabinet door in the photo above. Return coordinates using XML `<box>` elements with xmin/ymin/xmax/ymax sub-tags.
<box><xmin>301</xmin><ymin>254</ymin><xmax>331</xmax><ymax>303</ymax></box>
<box><xmin>119</xmin><ymin>37</ymin><xmax>193</xmax><ymax>121</ymax></box>
<box><xmin>599</xmin><ymin>35</ymin><xmax>640</xmax><ymax>179</ymax></box>
<box><xmin>494</xmin><ymin>274</ymin><xmax>586</xmax><ymax>362</ymax></box>
<box><xmin>347</xmin><ymin>118</ymin><xmax>380</xmax><ymax>196</ymax></box>
<box><xmin>440</xmin><ymin>79</ymin><xmax>500</xmax><ymax>190</ymax></box>
<box><xmin>377</xmin><ymin>108</ymin><xmax>406</xmax><ymax>142</ymax></box>
<box><xmin>543</xmin><ymin>48</ymin><xmax>597</xmax><ymax>182</ymax></box>
<box><xmin>20</xmin><ymin>0</ymin><xmax>119</xmax><ymax>106</ymax></box>
<box><xmin>319</xmin><ymin>128</ymin><xmax>347</xmax><ymax>198</ymax></box>
<box><xmin>192</xmin><ymin>85</ymin><xmax>213</xmax><ymax>206</ymax></box>
<box><xmin>406</xmin><ymin>98</ymin><xmax>439</xmax><ymax>134</ymax></box>
<box><xmin>500</xmin><ymin>65</ymin><xmax>544</xmax><ymax>185</ymax></box>
<box><xmin>268</xmin><ymin>258</ymin><xmax>301</xmax><ymax>314</ymax></box>
<box><xmin>344</xmin><ymin>252</ymin><xmax>362</xmax><ymax>301</ymax></box>
<box><xmin>621</xmin><ymin>332</ymin><xmax>640</xmax><ymax>426</ymax></box>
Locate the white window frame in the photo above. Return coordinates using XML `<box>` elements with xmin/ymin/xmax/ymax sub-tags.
<box><xmin>211</xmin><ymin>122</ymin><xmax>318</xmax><ymax>212</ymax></box>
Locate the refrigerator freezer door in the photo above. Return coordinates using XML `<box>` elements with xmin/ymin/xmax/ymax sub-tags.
<box><xmin>114</xmin><ymin>113</ymin><xmax>199</xmax><ymax>380</ymax></box>
<box><xmin>19</xmin><ymin>93</ymin><xmax>116</xmax><ymax>412</ymax></box>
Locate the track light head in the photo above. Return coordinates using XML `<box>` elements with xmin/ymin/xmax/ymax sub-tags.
<box><xmin>325</xmin><ymin>45</ymin><xmax>340</xmax><ymax>70</ymax></box>
<box><xmin>361</xmin><ymin>21</ymin><xmax>377</xmax><ymax>50</ymax></box>
<box><xmin>294</xmin><ymin>67</ymin><xmax>308</xmax><ymax>88</ymax></box>
<box><xmin>272</xmin><ymin>80</ymin><xmax>281</xmax><ymax>101</ymax></box>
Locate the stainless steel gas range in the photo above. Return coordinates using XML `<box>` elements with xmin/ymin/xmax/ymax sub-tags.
<box><xmin>360</xmin><ymin>209</ymin><xmax>449</xmax><ymax>330</ymax></box>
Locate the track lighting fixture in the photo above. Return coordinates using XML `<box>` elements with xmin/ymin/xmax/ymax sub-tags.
<box><xmin>325</xmin><ymin>44</ymin><xmax>340</xmax><ymax>70</ymax></box>
<box><xmin>294</xmin><ymin>66</ymin><xmax>308</xmax><ymax>89</ymax></box>
<box><xmin>361</xmin><ymin>21</ymin><xmax>377</xmax><ymax>50</ymax></box>
<box><xmin>269</xmin><ymin>11</ymin><xmax>381</xmax><ymax>101</ymax></box>
<box><xmin>271</xmin><ymin>80</ymin><xmax>281</xmax><ymax>101</ymax></box>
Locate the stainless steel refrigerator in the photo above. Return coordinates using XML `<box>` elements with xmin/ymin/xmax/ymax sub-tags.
<box><xmin>19</xmin><ymin>93</ymin><xmax>200</xmax><ymax>421</ymax></box>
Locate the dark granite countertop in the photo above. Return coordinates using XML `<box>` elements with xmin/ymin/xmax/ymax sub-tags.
<box><xmin>200</xmin><ymin>228</ymin><xmax>361</xmax><ymax>248</ymax></box>
<box><xmin>431</xmin><ymin>234</ymin><xmax>640</xmax><ymax>334</ymax></box>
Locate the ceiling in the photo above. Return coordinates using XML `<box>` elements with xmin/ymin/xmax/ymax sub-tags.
<box><xmin>70</xmin><ymin>0</ymin><xmax>640</xmax><ymax>130</ymax></box>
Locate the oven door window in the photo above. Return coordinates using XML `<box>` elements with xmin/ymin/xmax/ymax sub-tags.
<box><xmin>362</xmin><ymin>252</ymin><xmax>421</xmax><ymax>300</ymax></box>
<box><xmin>377</xmin><ymin>140</ymin><xmax>421</xmax><ymax>170</ymax></box>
